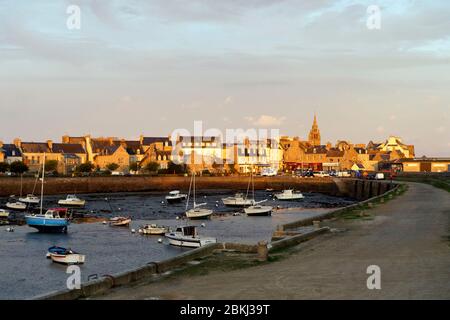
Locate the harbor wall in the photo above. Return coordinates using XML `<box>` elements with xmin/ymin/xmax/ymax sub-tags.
<box><xmin>0</xmin><ymin>176</ymin><xmax>393</xmax><ymax>200</ymax></box>
<box><xmin>280</xmin><ymin>182</ymin><xmax>400</xmax><ymax>231</ymax></box>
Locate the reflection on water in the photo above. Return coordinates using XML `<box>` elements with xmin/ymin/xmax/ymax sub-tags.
<box><xmin>0</xmin><ymin>190</ymin><xmax>354</xmax><ymax>299</ymax></box>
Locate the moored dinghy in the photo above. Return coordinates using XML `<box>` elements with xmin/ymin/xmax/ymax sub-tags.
<box><xmin>165</xmin><ymin>190</ymin><xmax>187</xmax><ymax>204</ymax></box>
<box><xmin>109</xmin><ymin>216</ymin><xmax>132</xmax><ymax>227</ymax></box>
<box><xmin>139</xmin><ymin>224</ymin><xmax>169</xmax><ymax>235</ymax></box>
<box><xmin>165</xmin><ymin>225</ymin><xmax>216</xmax><ymax>248</ymax></box>
<box><xmin>49</xmin><ymin>248</ymin><xmax>86</xmax><ymax>265</ymax></box>
<box><xmin>46</xmin><ymin>246</ymin><xmax>69</xmax><ymax>258</ymax></box>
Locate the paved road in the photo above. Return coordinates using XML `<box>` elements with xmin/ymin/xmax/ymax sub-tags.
<box><xmin>100</xmin><ymin>183</ymin><xmax>450</xmax><ymax>299</ymax></box>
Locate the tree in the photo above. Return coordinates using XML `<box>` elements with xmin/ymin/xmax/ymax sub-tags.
<box><xmin>75</xmin><ymin>162</ymin><xmax>95</xmax><ymax>173</ymax></box>
<box><xmin>10</xmin><ymin>161</ymin><xmax>29</xmax><ymax>174</ymax></box>
<box><xmin>45</xmin><ymin>160</ymin><xmax>59</xmax><ymax>172</ymax></box>
<box><xmin>106</xmin><ymin>163</ymin><xmax>120</xmax><ymax>172</ymax></box>
<box><xmin>145</xmin><ymin>161</ymin><xmax>160</xmax><ymax>172</ymax></box>
<box><xmin>129</xmin><ymin>162</ymin><xmax>139</xmax><ymax>173</ymax></box>
<box><xmin>0</xmin><ymin>162</ymin><xmax>10</xmax><ymax>173</ymax></box>
<box><xmin>227</xmin><ymin>163</ymin><xmax>237</xmax><ymax>174</ymax></box>
<box><xmin>167</xmin><ymin>161</ymin><xmax>187</xmax><ymax>174</ymax></box>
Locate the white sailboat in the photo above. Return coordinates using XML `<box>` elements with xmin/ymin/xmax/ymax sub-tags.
<box><xmin>6</xmin><ymin>174</ymin><xmax>27</xmax><ymax>210</ymax></box>
<box><xmin>19</xmin><ymin>171</ymin><xmax>40</xmax><ymax>204</ymax></box>
<box><xmin>185</xmin><ymin>171</ymin><xmax>213</xmax><ymax>220</ymax></box>
<box><xmin>243</xmin><ymin>168</ymin><xmax>272</xmax><ymax>216</ymax></box>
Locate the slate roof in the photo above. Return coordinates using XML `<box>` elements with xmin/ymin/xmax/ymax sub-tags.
<box><xmin>52</xmin><ymin>143</ymin><xmax>85</xmax><ymax>154</ymax></box>
<box><xmin>0</xmin><ymin>144</ymin><xmax>22</xmax><ymax>157</ymax></box>
<box><xmin>21</xmin><ymin>142</ymin><xmax>51</xmax><ymax>153</ymax></box>
<box><xmin>142</xmin><ymin>137</ymin><xmax>171</xmax><ymax>146</ymax></box>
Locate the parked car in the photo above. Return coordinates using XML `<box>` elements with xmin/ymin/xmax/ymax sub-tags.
<box><xmin>261</xmin><ymin>168</ymin><xmax>278</xmax><ymax>176</ymax></box>
<box><xmin>375</xmin><ymin>172</ymin><xmax>385</xmax><ymax>180</ymax></box>
<box><xmin>314</xmin><ymin>171</ymin><xmax>330</xmax><ymax>178</ymax></box>
<box><xmin>300</xmin><ymin>170</ymin><xmax>314</xmax><ymax>177</ymax></box>
<box><xmin>337</xmin><ymin>171</ymin><xmax>351</xmax><ymax>177</ymax></box>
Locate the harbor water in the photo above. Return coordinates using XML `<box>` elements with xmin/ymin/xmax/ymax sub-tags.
<box><xmin>0</xmin><ymin>190</ymin><xmax>354</xmax><ymax>299</ymax></box>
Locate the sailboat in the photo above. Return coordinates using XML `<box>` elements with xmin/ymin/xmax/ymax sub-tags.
<box><xmin>25</xmin><ymin>154</ymin><xmax>70</xmax><ymax>233</ymax></box>
<box><xmin>185</xmin><ymin>171</ymin><xmax>213</xmax><ymax>220</ymax></box>
<box><xmin>19</xmin><ymin>171</ymin><xmax>40</xmax><ymax>205</ymax></box>
<box><xmin>243</xmin><ymin>167</ymin><xmax>273</xmax><ymax>216</ymax></box>
<box><xmin>6</xmin><ymin>174</ymin><xmax>27</xmax><ymax>210</ymax></box>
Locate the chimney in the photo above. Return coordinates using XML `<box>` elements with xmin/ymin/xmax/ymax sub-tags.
<box><xmin>47</xmin><ymin>140</ymin><xmax>53</xmax><ymax>150</ymax></box>
<box><xmin>62</xmin><ymin>135</ymin><xmax>70</xmax><ymax>143</ymax></box>
<box><xmin>108</xmin><ymin>137</ymin><xmax>114</xmax><ymax>146</ymax></box>
<box><xmin>13</xmin><ymin>138</ymin><xmax>21</xmax><ymax>148</ymax></box>
<box><xmin>140</xmin><ymin>134</ymin><xmax>144</xmax><ymax>145</ymax></box>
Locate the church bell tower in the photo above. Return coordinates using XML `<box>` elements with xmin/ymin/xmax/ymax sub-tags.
<box><xmin>308</xmin><ymin>114</ymin><xmax>321</xmax><ymax>146</ymax></box>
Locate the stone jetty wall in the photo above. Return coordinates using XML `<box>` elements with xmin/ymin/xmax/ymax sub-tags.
<box><xmin>0</xmin><ymin>176</ymin><xmax>395</xmax><ymax>200</ymax></box>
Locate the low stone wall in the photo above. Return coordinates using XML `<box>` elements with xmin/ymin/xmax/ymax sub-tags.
<box><xmin>269</xmin><ymin>227</ymin><xmax>330</xmax><ymax>252</ymax></box>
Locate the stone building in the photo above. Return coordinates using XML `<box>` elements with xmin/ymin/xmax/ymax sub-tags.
<box><xmin>13</xmin><ymin>138</ymin><xmax>85</xmax><ymax>173</ymax></box>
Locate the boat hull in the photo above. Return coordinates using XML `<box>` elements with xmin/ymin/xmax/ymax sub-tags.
<box><xmin>50</xmin><ymin>253</ymin><xmax>85</xmax><ymax>265</ymax></box>
<box><xmin>6</xmin><ymin>202</ymin><xmax>27</xmax><ymax>210</ymax></box>
<box><xmin>109</xmin><ymin>218</ymin><xmax>131</xmax><ymax>227</ymax></box>
<box><xmin>165</xmin><ymin>196</ymin><xmax>186</xmax><ymax>204</ymax></box>
<box><xmin>140</xmin><ymin>227</ymin><xmax>168</xmax><ymax>235</ymax></box>
<box><xmin>165</xmin><ymin>233</ymin><xmax>217</xmax><ymax>248</ymax></box>
<box><xmin>244</xmin><ymin>206</ymin><xmax>272</xmax><ymax>216</ymax></box>
<box><xmin>25</xmin><ymin>216</ymin><xmax>69</xmax><ymax>233</ymax></box>
<box><xmin>275</xmin><ymin>195</ymin><xmax>304</xmax><ymax>201</ymax></box>
<box><xmin>222</xmin><ymin>199</ymin><xmax>254</xmax><ymax>207</ymax></box>
<box><xmin>58</xmin><ymin>200</ymin><xmax>86</xmax><ymax>207</ymax></box>
<box><xmin>185</xmin><ymin>209</ymin><xmax>213</xmax><ymax>220</ymax></box>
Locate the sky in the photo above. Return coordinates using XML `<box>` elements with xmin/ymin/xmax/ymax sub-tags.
<box><xmin>0</xmin><ymin>0</ymin><xmax>449</xmax><ymax>156</ymax></box>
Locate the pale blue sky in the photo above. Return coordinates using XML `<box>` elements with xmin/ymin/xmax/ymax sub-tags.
<box><xmin>1</xmin><ymin>0</ymin><xmax>449</xmax><ymax>156</ymax></box>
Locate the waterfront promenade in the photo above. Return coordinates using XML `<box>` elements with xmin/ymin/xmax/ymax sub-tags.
<box><xmin>99</xmin><ymin>182</ymin><xmax>450</xmax><ymax>299</ymax></box>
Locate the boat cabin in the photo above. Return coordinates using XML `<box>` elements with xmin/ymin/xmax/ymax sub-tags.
<box><xmin>176</xmin><ymin>225</ymin><xmax>198</xmax><ymax>237</ymax></box>
<box><xmin>45</xmin><ymin>208</ymin><xmax>68</xmax><ymax>219</ymax></box>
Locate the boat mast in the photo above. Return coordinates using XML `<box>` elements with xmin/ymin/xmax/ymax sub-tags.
<box><xmin>193</xmin><ymin>170</ymin><xmax>196</xmax><ymax>207</ymax></box>
<box><xmin>20</xmin><ymin>173</ymin><xmax>23</xmax><ymax>197</ymax></box>
<box><xmin>186</xmin><ymin>171</ymin><xmax>193</xmax><ymax>211</ymax></box>
<box><xmin>40</xmin><ymin>153</ymin><xmax>45</xmax><ymax>215</ymax></box>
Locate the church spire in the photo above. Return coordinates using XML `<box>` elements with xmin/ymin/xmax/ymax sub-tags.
<box><xmin>308</xmin><ymin>114</ymin><xmax>321</xmax><ymax>146</ymax></box>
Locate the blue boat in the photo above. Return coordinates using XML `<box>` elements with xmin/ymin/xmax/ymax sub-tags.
<box><xmin>46</xmin><ymin>246</ymin><xmax>68</xmax><ymax>258</ymax></box>
<box><xmin>25</xmin><ymin>208</ymin><xmax>70</xmax><ymax>233</ymax></box>
<box><xmin>25</xmin><ymin>154</ymin><xmax>70</xmax><ymax>234</ymax></box>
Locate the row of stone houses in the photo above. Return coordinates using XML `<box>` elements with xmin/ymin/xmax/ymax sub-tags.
<box><xmin>2</xmin><ymin>116</ymin><xmax>446</xmax><ymax>174</ymax></box>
